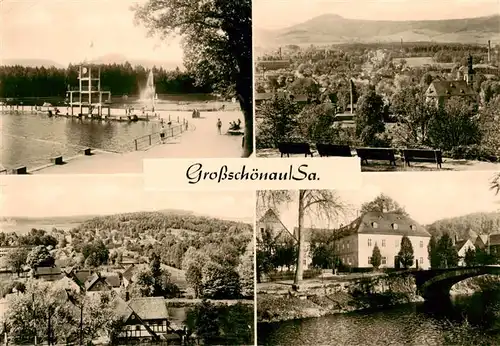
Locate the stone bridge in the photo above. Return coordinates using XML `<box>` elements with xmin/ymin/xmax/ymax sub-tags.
<box><xmin>410</xmin><ymin>265</ymin><xmax>500</xmax><ymax>300</ymax></box>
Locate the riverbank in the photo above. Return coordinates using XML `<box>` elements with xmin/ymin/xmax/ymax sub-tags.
<box><xmin>257</xmin><ymin>273</ymin><xmax>423</xmax><ymax>323</ymax></box>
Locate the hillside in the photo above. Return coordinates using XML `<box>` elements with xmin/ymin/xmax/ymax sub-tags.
<box><xmin>426</xmin><ymin>211</ymin><xmax>500</xmax><ymax>240</ymax></box>
<box><xmin>0</xmin><ymin>59</ymin><xmax>64</xmax><ymax>68</ymax></box>
<box><xmin>0</xmin><ymin>208</ymin><xmax>251</xmax><ymax>230</ymax></box>
<box><xmin>257</xmin><ymin>14</ymin><xmax>500</xmax><ymax>46</ymax></box>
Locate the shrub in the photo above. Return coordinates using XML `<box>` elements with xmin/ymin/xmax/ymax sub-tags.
<box><xmin>446</xmin><ymin>145</ymin><xmax>498</xmax><ymax>162</ymax></box>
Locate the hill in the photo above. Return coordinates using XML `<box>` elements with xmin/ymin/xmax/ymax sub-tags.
<box><xmin>89</xmin><ymin>54</ymin><xmax>184</xmax><ymax>71</ymax></box>
<box><xmin>257</xmin><ymin>14</ymin><xmax>500</xmax><ymax>47</ymax></box>
<box><xmin>426</xmin><ymin>211</ymin><xmax>500</xmax><ymax>240</ymax></box>
<box><xmin>0</xmin><ymin>59</ymin><xmax>64</xmax><ymax>68</ymax></box>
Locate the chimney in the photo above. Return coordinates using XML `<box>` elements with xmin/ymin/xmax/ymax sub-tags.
<box><xmin>488</xmin><ymin>40</ymin><xmax>491</xmax><ymax>64</ymax></box>
<box><xmin>349</xmin><ymin>79</ymin><xmax>354</xmax><ymax>114</ymax></box>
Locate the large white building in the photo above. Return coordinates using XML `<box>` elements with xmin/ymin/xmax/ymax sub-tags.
<box><xmin>258</xmin><ymin>209</ymin><xmax>432</xmax><ymax>270</ymax></box>
<box><xmin>332</xmin><ymin>211</ymin><xmax>432</xmax><ymax>269</ymax></box>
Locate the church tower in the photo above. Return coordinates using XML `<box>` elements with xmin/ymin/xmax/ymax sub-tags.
<box><xmin>464</xmin><ymin>54</ymin><xmax>475</xmax><ymax>86</ymax></box>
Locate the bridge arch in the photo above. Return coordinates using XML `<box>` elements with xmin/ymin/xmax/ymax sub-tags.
<box><xmin>414</xmin><ymin>266</ymin><xmax>500</xmax><ymax>300</ymax></box>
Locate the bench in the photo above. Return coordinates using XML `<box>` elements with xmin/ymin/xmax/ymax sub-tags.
<box><xmin>83</xmin><ymin>148</ymin><xmax>92</xmax><ymax>156</ymax></box>
<box><xmin>11</xmin><ymin>166</ymin><xmax>28</xmax><ymax>175</ymax></box>
<box><xmin>402</xmin><ymin>149</ymin><xmax>442</xmax><ymax>169</ymax></box>
<box><xmin>356</xmin><ymin>147</ymin><xmax>397</xmax><ymax>166</ymax></box>
<box><xmin>316</xmin><ymin>143</ymin><xmax>352</xmax><ymax>157</ymax></box>
<box><xmin>50</xmin><ymin>156</ymin><xmax>64</xmax><ymax>165</ymax></box>
<box><xmin>278</xmin><ymin>142</ymin><xmax>313</xmax><ymax>157</ymax></box>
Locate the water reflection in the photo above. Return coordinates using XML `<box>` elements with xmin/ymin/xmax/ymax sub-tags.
<box><xmin>258</xmin><ymin>292</ymin><xmax>500</xmax><ymax>346</ymax></box>
<box><xmin>1</xmin><ymin>112</ymin><xmax>157</xmax><ymax>169</ymax></box>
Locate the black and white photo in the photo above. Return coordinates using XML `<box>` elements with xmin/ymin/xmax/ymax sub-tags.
<box><xmin>0</xmin><ymin>0</ymin><xmax>253</xmax><ymax>174</ymax></box>
<box><xmin>254</xmin><ymin>0</ymin><xmax>500</xmax><ymax>172</ymax></box>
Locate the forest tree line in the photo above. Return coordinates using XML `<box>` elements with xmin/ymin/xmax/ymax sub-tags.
<box><xmin>0</xmin><ymin>63</ymin><xmax>213</xmax><ymax>98</ymax></box>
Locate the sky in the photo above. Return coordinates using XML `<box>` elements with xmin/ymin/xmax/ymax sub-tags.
<box><xmin>0</xmin><ymin>0</ymin><xmax>184</xmax><ymax>66</ymax></box>
<box><xmin>0</xmin><ymin>175</ymin><xmax>254</xmax><ymax>222</ymax></box>
<box><xmin>258</xmin><ymin>171</ymin><xmax>500</xmax><ymax>231</ymax></box>
<box><xmin>253</xmin><ymin>0</ymin><xmax>500</xmax><ymax>30</ymax></box>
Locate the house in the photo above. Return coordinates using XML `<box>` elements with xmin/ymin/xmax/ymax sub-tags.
<box><xmin>489</xmin><ymin>233</ymin><xmax>500</xmax><ymax>257</ymax></box>
<box><xmin>256</xmin><ymin>60</ymin><xmax>291</xmax><ymax>72</ymax></box>
<box><xmin>455</xmin><ymin>239</ymin><xmax>475</xmax><ymax>266</ymax></box>
<box><xmin>474</xmin><ymin>234</ymin><xmax>489</xmax><ymax>250</ymax></box>
<box><xmin>115</xmin><ymin>297</ymin><xmax>171</xmax><ymax>342</ymax></box>
<box><xmin>425</xmin><ymin>80</ymin><xmax>476</xmax><ymax>108</ymax></box>
<box><xmin>66</xmin><ymin>268</ymin><xmax>94</xmax><ymax>290</ymax></box>
<box><xmin>56</xmin><ymin>275</ymin><xmax>82</xmax><ymax>292</ymax></box>
<box><xmin>84</xmin><ymin>273</ymin><xmax>113</xmax><ymax>295</ymax></box>
<box><xmin>425</xmin><ymin>55</ymin><xmax>478</xmax><ymax>108</ymax></box>
<box><xmin>333</xmin><ymin>211</ymin><xmax>432</xmax><ymax>269</ymax></box>
<box><xmin>32</xmin><ymin>267</ymin><xmax>63</xmax><ymax>281</ymax></box>
<box><xmin>256</xmin><ymin>209</ymin><xmax>296</xmax><ymax>245</ymax></box>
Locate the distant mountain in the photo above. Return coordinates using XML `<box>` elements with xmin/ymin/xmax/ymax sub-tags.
<box><xmin>0</xmin><ymin>208</ymin><xmax>251</xmax><ymax>232</ymax></box>
<box><xmin>89</xmin><ymin>54</ymin><xmax>184</xmax><ymax>71</ymax></box>
<box><xmin>426</xmin><ymin>211</ymin><xmax>500</xmax><ymax>240</ymax></box>
<box><xmin>0</xmin><ymin>55</ymin><xmax>184</xmax><ymax>70</ymax></box>
<box><xmin>257</xmin><ymin>14</ymin><xmax>500</xmax><ymax>47</ymax></box>
<box><xmin>0</xmin><ymin>58</ymin><xmax>64</xmax><ymax>68</ymax></box>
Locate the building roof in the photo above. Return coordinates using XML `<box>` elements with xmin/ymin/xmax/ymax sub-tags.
<box><xmin>490</xmin><ymin>233</ymin><xmax>500</xmax><ymax>246</ymax></box>
<box><xmin>128</xmin><ymin>297</ymin><xmax>169</xmax><ymax>321</ymax></box>
<box><xmin>34</xmin><ymin>267</ymin><xmax>62</xmax><ymax>281</ymax></box>
<box><xmin>72</xmin><ymin>269</ymin><xmax>93</xmax><ymax>286</ymax></box>
<box><xmin>454</xmin><ymin>239</ymin><xmax>471</xmax><ymax>251</ymax></box>
<box><xmin>102</xmin><ymin>272</ymin><xmax>121</xmax><ymax>287</ymax></box>
<box><xmin>425</xmin><ymin>80</ymin><xmax>475</xmax><ymax>98</ymax></box>
<box><xmin>84</xmin><ymin>273</ymin><xmax>112</xmax><ymax>291</ymax></box>
<box><xmin>122</xmin><ymin>264</ymin><xmax>136</xmax><ymax>281</ymax></box>
<box><xmin>258</xmin><ymin>209</ymin><xmax>296</xmax><ymax>243</ymax></box>
<box><xmin>339</xmin><ymin>211</ymin><xmax>432</xmax><ymax>238</ymax></box>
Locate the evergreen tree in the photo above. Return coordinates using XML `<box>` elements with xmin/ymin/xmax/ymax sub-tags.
<box><xmin>428</xmin><ymin>235</ymin><xmax>441</xmax><ymax>268</ymax></box>
<box><xmin>370</xmin><ymin>244</ymin><xmax>382</xmax><ymax>270</ymax></box>
<box><xmin>398</xmin><ymin>236</ymin><xmax>414</xmax><ymax>269</ymax></box>
<box><xmin>436</xmin><ymin>233</ymin><xmax>459</xmax><ymax>268</ymax></box>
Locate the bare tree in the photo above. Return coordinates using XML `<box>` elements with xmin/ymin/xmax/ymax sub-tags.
<box><xmin>257</xmin><ymin>190</ymin><xmax>347</xmax><ymax>288</ymax></box>
<box><xmin>490</xmin><ymin>173</ymin><xmax>500</xmax><ymax>195</ymax></box>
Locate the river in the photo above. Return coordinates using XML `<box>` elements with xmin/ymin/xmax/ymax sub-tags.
<box><xmin>258</xmin><ymin>291</ymin><xmax>500</xmax><ymax>346</ymax></box>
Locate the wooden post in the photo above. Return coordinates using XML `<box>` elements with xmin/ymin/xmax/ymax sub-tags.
<box><xmin>134</xmin><ymin>139</ymin><xmax>138</xmax><ymax>151</ymax></box>
<box><xmin>169</xmin><ymin>114</ymin><xmax>171</xmax><ymax>121</ymax></box>
<box><xmin>149</xmin><ymin>135</ymin><xmax>152</xmax><ymax>146</ymax></box>
<box><xmin>177</xmin><ymin>116</ymin><xmax>179</xmax><ymax>122</ymax></box>
<box><xmin>171</xmin><ymin>128</ymin><xmax>174</xmax><ymax>137</ymax></box>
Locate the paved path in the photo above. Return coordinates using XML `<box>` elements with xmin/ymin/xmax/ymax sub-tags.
<box><xmin>257</xmin><ymin>148</ymin><xmax>500</xmax><ymax>172</ymax></box>
<box><xmin>33</xmin><ymin>111</ymin><xmax>244</xmax><ymax>174</ymax></box>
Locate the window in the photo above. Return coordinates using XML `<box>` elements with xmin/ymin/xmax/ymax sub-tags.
<box><xmin>260</xmin><ymin>227</ymin><xmax>264</xmax><ymax>233</ymax></box>
<box><xmin>368</xmin><ymin>239</ymin><xmax>372</xmax><ymax>247</ymax></box>
<box><xmin>420</xmin><ymin>241</ymin><xmax>423</xmax><ymax>248</ymax></box>
<box><xmin>372</xmin><ymin>222</ymin><xmax>378</xmax><ymax>228</ymax></box>
<box><xmin>347</xmin><ymin>241</ymin><xmax>350</xmax><ymax>249</ymax></box>
<box><xmin>420</xmin><ymin>257</ymin><xmax>423</xmax><ymax>265</ymax></box>
<box><xmin>368</xmin><ymin>256</ymin><xmax>372</xmax><ymax>263</ymax></box>
<box><xmin>392</xmin><ymin>223</ymin><xmax>399</xmax><ymax>230</ymax></box>
<box><xmin>382</xmin><ymin>257</ymin><xmax>387</xmax><ymax>265</ymax></box>
<box><xmin>410</xmin><ymin>225</ymin><xmax>416</xmax><ymax>231</ymax></box>
<box><xmin>342</xmin><ymin>243</ymin><xmax>345</xmax><ymax>250</ymax></box>
<box><xmin>382</xmin><ymin>239</ymin><xmax>386</xmax><ymax>247</ymax></box>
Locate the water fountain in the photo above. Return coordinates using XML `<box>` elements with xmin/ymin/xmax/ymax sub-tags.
<box><xmin>139</xmin><ymin>70</ymin><xmax>157</xmax><ymax>111</ymax></box>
